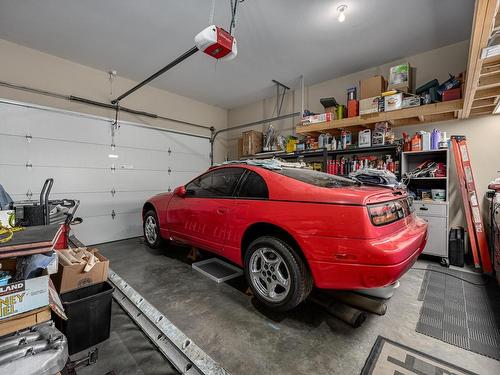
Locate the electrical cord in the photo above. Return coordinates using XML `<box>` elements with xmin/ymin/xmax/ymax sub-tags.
<box><xmin>410</xmin><ymin>266</ymin><xmax>490</xmax><ymax>286</ymax></box>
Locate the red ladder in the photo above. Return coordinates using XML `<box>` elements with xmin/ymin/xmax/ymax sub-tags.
<box><xmin>450</xmin><ymin>135</ymin><xmax>492</xmax><ymax>273</ymax></box>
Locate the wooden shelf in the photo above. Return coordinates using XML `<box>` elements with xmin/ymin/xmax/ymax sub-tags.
<box><xmin>462</xmin><ymin>0</ymin><xmax>500</xmax><ymax>118</ymax></box>
<box><xmin>296</xmin><ymin>100</ymin><xmax>463</xmax><ymax>136</ymax></box>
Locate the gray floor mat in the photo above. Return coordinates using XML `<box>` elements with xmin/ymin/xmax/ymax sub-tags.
<box><xmin>361</xmin><ymin>336</ymin><xmax>478</xmax><ymax>375</ymax></box>
<box><xmin>416</xmin><ymin>265</ymin><xmax>500</xmax><ymax>360</ymax></box>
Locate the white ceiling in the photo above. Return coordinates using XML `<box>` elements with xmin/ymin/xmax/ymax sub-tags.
<box><xmin>0</xmin><ymin>0</ymin><xmax>474</xmax><ymax>109</ymax></box>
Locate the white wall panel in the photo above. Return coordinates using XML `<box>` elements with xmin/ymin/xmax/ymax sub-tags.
<box><xmin>0</xmin><ymin>100</ymin><xmax>210</xmax><ymax>244</ymax></box>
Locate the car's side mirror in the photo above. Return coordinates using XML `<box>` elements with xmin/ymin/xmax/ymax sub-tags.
<box><xmin>174</xmin><ymin>186</ymin><xmax>186</xmax><ymax>198</ymax></box>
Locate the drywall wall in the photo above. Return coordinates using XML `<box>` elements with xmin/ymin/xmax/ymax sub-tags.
<box><xmin>226</xmin><ymin>39</ymin><xmax>500</xmax><ymax>228</ymax></box>
<box><xmin>227</xmin><ymin>40</ymin><xmax>470</xmax><ymax>153</ymax></box>
<box><xmin>0</xmin><ymin>38</ymin><xmax>229</xmax><ymax>163</ymax></box>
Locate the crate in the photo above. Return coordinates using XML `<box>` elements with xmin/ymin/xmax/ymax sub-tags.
<box><xmin>242</xmin><ymin>130</ymin><xmax>262</xmax><ymax>156</ymax></box>
<box><xmin>55</xmin><ymin>281</ymin><xmax>114</xmax><ymax>355</ymax></box>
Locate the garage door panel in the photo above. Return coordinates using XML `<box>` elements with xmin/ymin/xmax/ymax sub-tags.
<box><xmin>0</xmin><ymin>138</ymin><xmax>113</xmax><ymax>171</ymax></box>
<box><xmin>73</xmin><ymin>212</ymin><xmax>142</xmax><ymax>245</ymax></box>
<box><xmin>0</xmin><ymin>100</ymin><xmax>209</xmax><ymax>243</ymax></box>
<box><xmin>1</xmin><ymin>167</ymin><xmax>114</xmax><ymax>196</ymax></box>
<box><xmin>112</xmin><ymin>147</ymin><xmax>169</xmax><ymax>171</ymax></box>
<box><xmin>0</xmin><ymin>103</ymin><xmax>111</xmax><ymax>143</ymax></box>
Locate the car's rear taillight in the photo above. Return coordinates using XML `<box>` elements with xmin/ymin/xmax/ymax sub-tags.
<box><xmin>368</xmin><ymin>198</ymin><xmax>414</xmax><ymax>226</ymax></box>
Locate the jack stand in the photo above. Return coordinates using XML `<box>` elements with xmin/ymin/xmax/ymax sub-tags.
<box><xmin>187</xmin><ymin>247</ymin><xmax>200</xmax><ymax>262</ymax></box>
<box><xmin>61</xmin><ymin>348</ymin><xmax>98</xmax><ymax>375</ymax></box>
<box><xmin>245</xmin><ymin>287</ymin><xmax>253</xmax><ymax>296</ymax></box>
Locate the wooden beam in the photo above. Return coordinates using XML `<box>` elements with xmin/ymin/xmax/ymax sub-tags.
<box><xmin>472</xmin><ymin>97</ymin><xmax>497</xmax><ymax>108</ymax></box>
<box><xmin>462</xmin><ymin>0</ymin><xmax>498</xmax><ymax>118</ymax></box>
<box><xmin>474</xmin><ymin>86</ymin><xmax>500</xmax><ymax>99</ymax></box>
<box><xmin>478</xmin><ymin>71</ymin><xmax>500</xmax><ymax>89</ymax></box>
<box><xmin>470</xmin><ymin>105</ymin><xmax>496</xmax><ymax>116</ymax></box>
<box><xmin>480</xmin><ymin>63</ymin><xmax>500</xmax><ymax>75</ymax></box>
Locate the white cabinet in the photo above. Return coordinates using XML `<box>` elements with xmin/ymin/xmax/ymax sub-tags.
<box><xmin>415</xmin><ymin>204</ymin><xmax>448</xmax><ymax>257</ymax></box>
<box><xmin>402</xmin><ymin>149</ymin><xmax>450</xmax><ymax>261</ymax></box>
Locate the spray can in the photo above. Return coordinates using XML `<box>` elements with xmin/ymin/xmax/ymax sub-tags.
<box><xmin>341</xmin><ymin>130</ymin><xmax>347</xmax><ymax>150</ymax></box>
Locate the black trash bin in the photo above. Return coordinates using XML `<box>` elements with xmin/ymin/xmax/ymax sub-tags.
<box><xmin>56</xmin><ymin>281</ymin><xmax>114</xmax><ymax>355</ymax></box>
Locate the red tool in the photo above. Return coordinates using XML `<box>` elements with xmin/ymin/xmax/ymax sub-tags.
<box><xmin>451</xmin><ymin>136</ymin><xmax>492</xmax><ymax>273</ymax></box>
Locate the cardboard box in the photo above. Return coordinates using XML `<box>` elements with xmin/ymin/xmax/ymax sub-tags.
<box><xmin>360</xmin><ymin>76</ymin><xmax>387</xmax><ymax>99</ymax></box>
<box><xmin>242</xmin><ymin>130</ymin><xmax>262</xmax><ymax>156</ymax></box>
<box><xmin>388</xmin><ymin>63</ymin><xmax>411</xmax><ymax>91</ymax></box>
<box><xmin>0</xmin><ymin>306</ymin><xmax>51</xmax><ymax>336</ymax></box>
<box><xmin>301</xmin><ymin>112</ymin><xmax>333</xmax><ymax>125</ymax></box>
<box><xmin>52</xmin><ymin>251</ymin><xmax>109</xmax><ymax>293</ymax></box>
<box><xmin>402</xmin><ymin>96</ymin><xmax>421</xmax><ymax>108</ymax></box>
<box><xmin>0</xmin><ymin>275</ymin><xmax>49</xmax><ymax>321</ymax></box>
<box><xmin>359</xmin><ymin>97</ymin><xmax>380</xmax><ymax>115</ymax></box>
<box><xmin>384</xmin><ymin>93</ymin><xmax>403</xmax><ymax>112</ymax></box>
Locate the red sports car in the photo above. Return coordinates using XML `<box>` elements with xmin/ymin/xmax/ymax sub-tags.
<box><xmin>143</xmin><ymin>163</ymin><xmax>427</xmax><ymax>311</ymax></box>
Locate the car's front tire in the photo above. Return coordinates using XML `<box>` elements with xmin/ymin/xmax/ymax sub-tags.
<box><xmin>244</xmin><ymin>236</ymin><xmax>313</xmax><ymax>312</ymax></box>
<box><xmin>143</xmin><ymin>210</ymin><xmax>162</xmax><ymax>249</ymax></box>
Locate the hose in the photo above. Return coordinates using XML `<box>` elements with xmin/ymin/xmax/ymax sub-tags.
<box><xmin>0</xmin><ymin>213</ymin><xmax>24</xmax><ymax>243</ymax></box>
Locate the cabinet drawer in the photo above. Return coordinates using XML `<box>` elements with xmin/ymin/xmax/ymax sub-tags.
<box><xmin>420</xmin><ymin>216</ymin><xmax>447</xmax><ymax>257</ymax></box>
<box><xmin>414</xmin><ymin>202</ymin><xmax>447</xmax><ymax>217</ymax></box>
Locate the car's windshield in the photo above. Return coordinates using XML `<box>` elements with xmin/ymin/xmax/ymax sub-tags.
<box><xmin>275</xmin><ymin>168</ymin><xmax>358</xmax><ymax>188</ymax></box>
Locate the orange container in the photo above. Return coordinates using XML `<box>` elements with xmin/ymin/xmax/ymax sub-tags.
<box><xmin>411</xmin><ymin>134</ymin><xmax>422</xmax><ymax>151</ymax></box>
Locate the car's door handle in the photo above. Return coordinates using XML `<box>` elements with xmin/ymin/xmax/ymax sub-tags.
<box><xmin>217</xmin><ymin>208</ymin><xmax>226</xmax><ymax>215</ymax></box>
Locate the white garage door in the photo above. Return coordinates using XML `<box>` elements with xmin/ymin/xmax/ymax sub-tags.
<box><xmin>0</xmin><ymin>99</ymin><xmax>210</xmax><ymax>245</ymax></box>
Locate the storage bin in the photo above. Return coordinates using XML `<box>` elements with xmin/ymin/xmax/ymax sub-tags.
<box><xmin>55</xmin><ymin>281</ymin><xmax>114</xmax><ymax>355</ymax></box>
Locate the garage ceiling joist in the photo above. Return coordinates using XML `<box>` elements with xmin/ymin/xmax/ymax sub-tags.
<box><xmin>462</xmin><ymin>0</ymin><xmax>500</xmax><ymax>118</ymax></box>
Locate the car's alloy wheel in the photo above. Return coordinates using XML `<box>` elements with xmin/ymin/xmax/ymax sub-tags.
<box><xmin>249</xmin><ymin>248</ymin><xmax>291</xmax><ymax>303</ymax></box>
<box><xmin>143</xmin><ymin>210</ymin><xmax>162</xmax><ymax>248</ymax></box>
<box><xmin>245</xmin><ymin>236</ymin><xmax>313</xmax><ymax>311</ymax></box>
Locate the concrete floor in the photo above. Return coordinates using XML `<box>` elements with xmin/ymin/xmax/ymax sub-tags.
<box><xmin>97</xmin><ymin>237</ymin><xmax>500</xmax><ymax>375</ymax></box>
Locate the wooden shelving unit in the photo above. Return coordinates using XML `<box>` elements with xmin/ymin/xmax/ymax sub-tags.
<box><xmin>462</xmin><ymin>0</ymin><xmax>500</xmax><ymax>118</ymax></box>
<box><xmin>296</xmin><ymin>100</ymin><xmax>463</xmax><ymax>136</ymax></box>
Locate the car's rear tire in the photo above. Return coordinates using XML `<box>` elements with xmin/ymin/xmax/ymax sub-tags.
<box><xmin>244</xmin><ymin>236</ymin><xmax>313</xmax><ymax>312</ymax></box>
<box><xmin>143</xmin><ymin>210</ymin><xmax>162</xmax><ymax>249</ymax></box>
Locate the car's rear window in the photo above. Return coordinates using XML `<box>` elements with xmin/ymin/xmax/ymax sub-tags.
<box><xmin>275</xmin><ymin>168</ymin><xmax>358</xmax><ymax>188</ymax></box>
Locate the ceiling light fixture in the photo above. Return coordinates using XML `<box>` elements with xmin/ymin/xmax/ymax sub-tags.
<box><xmin>337</xmin><ymin>4</ymin><xmax>347</xmax><ymax>23</ymax></box>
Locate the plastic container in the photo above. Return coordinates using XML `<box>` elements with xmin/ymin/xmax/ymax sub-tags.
<box><xmin>431</xmin><ymin>189</ymin><xmax>446</xmax><ymax>201</ymax></box>
<box><xmin>0</xmin><ymin>271</ymin><xmax>11</xmax><ymax>286</ymax></box>
<box><xmin>431</xmin><ymin>129</ymin><xmax>441</xmax><ymax>150</ymax></box>
<box><xmin>55</xmin><ymin>281</ymin><xmax>114</xmax><ymax>355</ymax></box>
